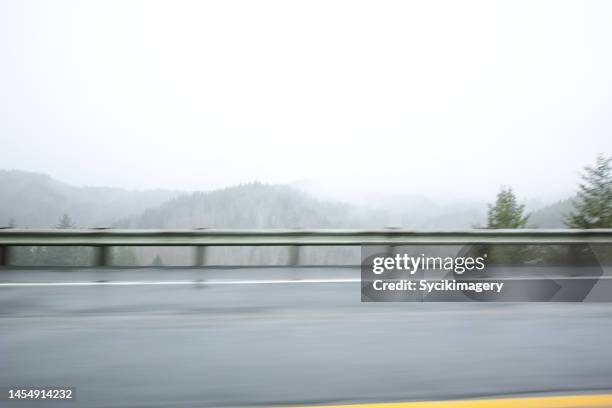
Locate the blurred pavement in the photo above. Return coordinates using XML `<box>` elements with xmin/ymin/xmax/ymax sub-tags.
<box><xmin>1</xmin><ymin>267</ymin><xmax>612</xmax><ymax>407</ymax></box>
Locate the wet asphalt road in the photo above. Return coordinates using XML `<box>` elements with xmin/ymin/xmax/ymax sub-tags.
<box><xmin>1</xmin><ymin>267</ymin><xmax>612</xmax><ymax>407</ymax></box>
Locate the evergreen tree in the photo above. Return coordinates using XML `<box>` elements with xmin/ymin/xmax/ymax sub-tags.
<box><xmin>481</xmin><ymin>187</ymin><xmax>531</xmax><ymax>264</ymax></box>
<box><xmin>152</xmin><ymin>255</ymin><xmax>164</xmax><ymax>266</ymax></box>
<box><xmin>565</xmin><ymin>154</ymin><xmax>612</xmax><ymax>228</ymax></box>
<box><xmin>39</xmin><ymin>213</ymin><xmax>89</xmax><ymax>266</ymax></box>
<box><xmin>487</xmin><ymin>187</ymin><xmax>529</xmax><ymax>228</ymax></box>
<box><xmin>57</xmin><ymin>213</ymin><xmax>75</xmax><ymax>229</ymax></box>
<box><xmin>8</xmin><ymin>218</ymin><xmax>16</xmax><ymax>228</ymax></box>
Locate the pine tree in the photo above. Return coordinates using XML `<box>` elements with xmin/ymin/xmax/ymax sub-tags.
<box><xmin>152</xmin><ymin>255</ymin><xmax>164</xmax><ymax>266</ymax></box>
<box><xmin>480</xmin><ymin>188</ymin><xmax>531</xmax><ymax>264</ymax></box>
<box><xmin>487</xmin><ymin>187</ymin><xmax>529</xmax><ymax>228</ymax></box>
<box><xmin>565</xmin><ymin>154</ymin><xmax>612</xmax><ymax>228</ymax></box>
<box><xmin>46</xmin><ymin>213</ymin><xmax>86</xmax><ymax>266</ymax></box>
<box><xmin>57</xmin><ymin>213</ymin><xmax>75</xmax><ymax>229</ymax></box>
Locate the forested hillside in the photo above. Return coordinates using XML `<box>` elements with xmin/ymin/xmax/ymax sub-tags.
<box><xmin>2</xmin><ymin>170</ymin><xmax>573</xmax><ymax>231</ymax></box>
<box><xmin>528</xmin><ymin>199</ymin><xmax>574</xmax><ymax>228</ymax></box>
<box><xmin>113</xmin><ymin>182</ymin><xmax>381</xmax><ymax>265</ymax></box>
<box><xmin>1</xmin><ymin>170</ymin><xmax>578</xmax><ymax>266</ymax></box>
<box><xmin>0</xmin><ymin>170</ymin><xmax>181</xmax><ymax>228</ymax></box>
<box><xmin>116</xmin><ymin>182</ymin><xmax>382</xmax><ymax>229</ymax></box>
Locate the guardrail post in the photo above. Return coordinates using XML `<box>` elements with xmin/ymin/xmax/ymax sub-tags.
<box><xmin>385</xmin><ymin>227</ymin><xmax>399</xmax><ymax>258</ymax></box>
<box><xmin>194</xmin><ymin>246</ymin><xmax>207</xmax><ymax>267</ymax></box>
<box><xmin>94</xmin><ymin>246</ymin><xmax>111</xmax><ymax>267</ymax></box>
<box><xmin>0</xmin><ymin>245</ymin><xmax>8</xmax><ymax>266</ymax></box>
<box><xmin>289</xmin><ymin>245</ymin><xmax>300</xmax><ymax>266</ymax></box>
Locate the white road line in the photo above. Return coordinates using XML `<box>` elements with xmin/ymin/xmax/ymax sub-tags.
<box><xmin>2</xmin><ymin>276</ymin><xmax>609</xmax><ymax>288</ymax></box>
<box><xmin>0</xmin><ymin>278</ymin><xmax>361</xmax><ymax>287</ymax></box>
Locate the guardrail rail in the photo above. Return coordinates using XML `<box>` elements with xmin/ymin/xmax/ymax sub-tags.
<box><xmin>1</xmin><ymin>228</ymin><xmax>611</xmax><ymax>267</ymax></box>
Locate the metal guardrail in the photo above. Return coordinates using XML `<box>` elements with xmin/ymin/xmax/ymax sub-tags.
<box><xmin>0</xmin><ymin>228</ymin><xmax>611</xmax><ymax>266</ymax></box>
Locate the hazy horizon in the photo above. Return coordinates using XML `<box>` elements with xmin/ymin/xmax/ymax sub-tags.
<box><xmin>0</xmin><ymin>166</ymin><xmax>572</xmax><ymax>210</ymax></box>
<box><xmin>1</xmin><ymin>1</ymin><xmax>611</xmax><ymax>202</ymax></box>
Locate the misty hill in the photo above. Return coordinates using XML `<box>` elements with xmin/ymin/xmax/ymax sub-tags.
<box><xmin>114</xmin><ymin>182</ymin><xmax>384</xmax><ymax>265</ymax></box>
<box><xmin>0</xmin><ymin>170</ymin><xmax>182</xmax><ymax>228</ymax></box>
<box><xmin>1</xmin><ymin>171</ymin><xmax>578</xmax><ymax>265</ymax></box>
<box><xmin>0</xmin><ymin>169</ymin><xmax>574</xmax><ymax>231</ymax></box>
<box><xmin>292</xmin><ymin>179</ymin><xmax>487</xmax><ymax>228</ymax></box>
<box><xmin>107</xmin><ymin>182</ymin><xmax>576</xmax><ymax>265</ymax></box>
<box><xmin>528</xmin><ymin>198</ymin><xmax>575</xmax><ymax>228</ymax></box>
<box><xmin>116</xmin><ymin>182</ymin><xmax>382</xmax><ymax>229</ymax></box>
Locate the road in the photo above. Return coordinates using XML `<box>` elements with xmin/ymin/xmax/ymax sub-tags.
<box><xmin>1</xmin><ymin>267</ymin><xmax>612</xmax><ymax>407</ymax></box>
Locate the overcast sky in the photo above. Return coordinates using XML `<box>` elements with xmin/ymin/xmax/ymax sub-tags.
<box><xmin>1</xmin><ymin>0</ymin><xmax>611</xmax><ymax>201</ymax></box>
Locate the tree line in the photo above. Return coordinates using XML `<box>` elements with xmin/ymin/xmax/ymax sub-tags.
<box><xmin>4</xmin><ymin>155</ymin><xmax>611</xmax><ymax>267</ymax></box>
<box><xmin>486</xmin><ymin>154</ymin><xmax>611</xmax><ymax>229</ymax></box>
<box><xmin>482</xmin><ymin>154</ymin><xmax>611</xmax><ymax>265</ymax></box>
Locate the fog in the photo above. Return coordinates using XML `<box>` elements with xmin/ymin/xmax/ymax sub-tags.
<box><xmin>1</xmin><ymin>0</ymin><xmax>611</xmax><ymax>201</ymax></box>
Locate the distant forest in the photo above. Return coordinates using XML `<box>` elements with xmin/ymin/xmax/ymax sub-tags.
<box><xmin>0</xmin><ymin>169</ymin><xmax>590</xmax><ymax>266</ymax></box>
